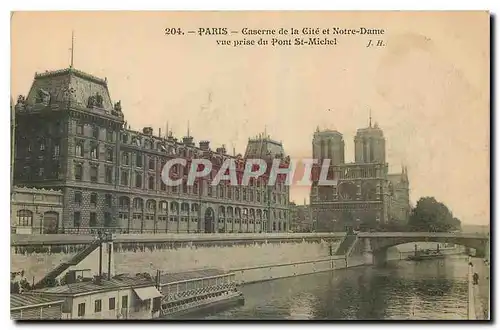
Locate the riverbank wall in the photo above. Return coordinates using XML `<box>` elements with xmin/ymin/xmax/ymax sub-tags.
<box><xmin>11</xmin><ymin>233</ymin><xmax>347</xmax><ymax>285</ymax></box>
<box><xmin>10</xmin><ymin>233</ymin><xmax>468</xmax><ymax>288</ymax></box>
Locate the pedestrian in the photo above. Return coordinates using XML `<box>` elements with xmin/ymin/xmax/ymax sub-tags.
<box><xmin>473</xmin><ymin>272</ymin><xmax>479</xmax><ymax>285</ymax></box>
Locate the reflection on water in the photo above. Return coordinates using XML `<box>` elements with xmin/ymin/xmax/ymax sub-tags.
<box><xmin>192</xmin><ymin>256</ymin><xmax>481</xmax><ymax>320</ymax></box>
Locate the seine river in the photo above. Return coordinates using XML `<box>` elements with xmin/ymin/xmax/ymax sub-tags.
<box><xmin>193</xmin><ymin>256</ymin><xmax>488</xmax><ymax>320</ymax></box>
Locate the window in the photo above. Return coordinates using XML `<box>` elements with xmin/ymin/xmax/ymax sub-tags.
<box><xmin>122</xmin><ymin>134</ymin><xmax>128</xmax><ymax>144</ymax></box>
<box><xmin>93</xmin><ymin>126</ymin><xmax>100</xmax><ymax>139</ymax></box>
<box><xmin>77</xmin><ymin>303</ymin><xmax>85</xmax><ymax>317</ymax></box>
<box><xmin>105</xmin><ymin>166</ymin><xmax>113</xmax><ymax>184</ymax></box>
<box><xmin>74</xmin><ymin>191</ymin><xmax>82</xmax><ymax>205</ymax></box>
<box><xmin>121</xmin><ymin>171</ymin><xmax>129</xmax><ymax>186</ymax></box>
<box><xmin>121</xmin><ymin>296</ymin><xmax>128</xmax><ymax>309</ymax></box>
<box><xmin>160</xmin><ymin>201</ymin><xmax>168</xmax><ymax>212</ymax></box>
<box><xmin>104</xmin><ymin>212</ymin><xmax>112</xmax><ymax>227</ymax></box>
<box><xmin>39</xmin><ymin>140</ymin><xmax>45</xmax><ymax>151</ymax></box>
<box><xmin>136</xmin><ymin>153</ymin><xmax>143</xmax><ymax>167</ymax></box>
<box><xmin>76</xmin><ymin>124</ymin><xmax>84</xmax><ymax>135</ymax></box>
<box><xmin>91</xmin><ymin>144</ymin><xmax>98</xmax><ymax>160</ymax></box>
<box><xmin>122</xmin><ymin>152</ymin><xmax>129</xmax><ymax>165</ymax></box>
<box><xmin>207</xmin><ymin>186</ymin><xmax>212</xmax><ymax>197</ymax></box>
<box><xmin>75</xmin><ymin>164</ymin><xmax>83</xmax><ymax>180</ymax></box>
<box><xmin>161</xmin><ymin>181</ymin><xmax>166</xmax><ymax>191</ymax></box>
<box><xmin>106</xmin><ymin>148</ymin><xmax>113</xmax><ymax>162</ymax></box>
<box><xmin>219</xmin><ymin>186</ymin><xmax>224</xmax><ymax>198</ymax></box>
<box><xmin>94</xmin><ymin>299</ymin><xmax>102</xmax><ymax>313</ymax></box>
<box><xmin>39</xmin><ymin>168</ymin><xmax>44</xmax><ymax>177</ymax></box>
<box><xmin>74</xmin><ymin>211</ymin><xmax>81</xmax><ymax>227</ymax></box>
<box><xmin>193</xmin><ymin>182</ymin><xmax>198</xmax><ymax>195</ymax></box>
<box><xmin>17</xmin><ymin>210</ymin><xmax>33</xmax><ymax>226</ymax></box>
<box><xmin>90</xmin><ymin>193</ymin><xmax>97</xmax><ymax>207</ymax></box>
<box><xmin>149</xmin><ymin>158</ymin><xmax>155</xmax><ymax>170</ymax></box>
<box><xmin>75</xmin><ymin>141</ymin><xmax>83</xmax><ymax>157</ymax></box>
<box><xmin>109</xmin><ymin>297</ymin><xmax>116</xmax><ymax>310</ymax></box>
<box><xmin>53</xmin><ymin>142</ymin><xmax>60</xmax><ymax>158</ymax></box>
<box><xmin>135</xmin><ymin>173</ymin><xmax>142</xmax><ymax>188</ymax></box>
<box><xmin>90</xmin><ymin>166</ymin><xmax>98</xmax><ymax>183</ymax></box>
<box><xmin>90</xmin><ymin>212</ymin><xmax>97</xmax><ymax>227</ymax></box>
<box><xmin>148</xmin><ymin>176</ymin><xmax>155</xmax><ymax>190</ymax></box>
<box><xmin>105</xmin><ymin>194</ymin><xmax>112</xmax><ymax>207</ymax></box>
<box><xmin>106</xmin><ymin>129</ymin><xmax>113</xmax><ymax>142</ymax></box>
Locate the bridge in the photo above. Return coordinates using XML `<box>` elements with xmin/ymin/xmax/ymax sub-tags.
<box><xmin>355</xmin><ymin>232</ymin><xmax>490</xmax><ymax>265</ymax></box>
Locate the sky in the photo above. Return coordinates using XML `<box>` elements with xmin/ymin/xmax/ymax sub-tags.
<box><xmin>11</xmin><ymin>11</ymin><xmax>490</xmax><ymax>225</ymax></box>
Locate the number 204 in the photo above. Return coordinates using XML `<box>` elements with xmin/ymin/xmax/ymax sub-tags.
<box><xmin>165</xmin><ymin>28</ymin><xmax>183</xmax><ymax>35</ymax></box>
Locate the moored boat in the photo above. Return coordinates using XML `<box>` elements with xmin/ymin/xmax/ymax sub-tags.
<box><xmin>407</xmin><ymin>249</ymin><xmax>445</xmax><ymax>261</ymax></box>
<box><xmin>157</xmin><ymin>268</ymin><xmax>244</xmax><ymax>319</ymax></box>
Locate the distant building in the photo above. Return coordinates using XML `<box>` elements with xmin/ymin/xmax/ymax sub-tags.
<box><xmin>12</xmin><ymin>67</ymin><xmax>290</xmax><ymax>234</ymax></box>
<box><xmin>310</xmin><ymin>119</ymin><xmax>410</xmax><ymax>232</ymax></box>
<box><xmin>290</xmin><ymin>200</ymin><xmax>313</xmax><ymax>232</ymax></box>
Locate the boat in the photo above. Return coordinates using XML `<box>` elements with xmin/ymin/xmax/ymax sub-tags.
<box><xmin>160</xmin><ymin>290</ymin><xmax>244</xmax><ymax>319</ymax></box>
<box><xmin>157</xmin><ymin>269</ymin><xmax>245</xmax><ymax>319</ymax></box>
<box><xmin>407</xmin><ymin>249</ymin><xmax>445</xmax><ymax>261</ymax></box>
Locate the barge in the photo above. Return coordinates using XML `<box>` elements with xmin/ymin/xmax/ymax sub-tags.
<box><xmin>407</xmin><ymin>249</ymin><xmax>445</xmax><ymax>261</ymax></box>
<box><xmin>157</xmin><ymin>269</ymin><xmax>244</xmax><ymax>319</ymax></box>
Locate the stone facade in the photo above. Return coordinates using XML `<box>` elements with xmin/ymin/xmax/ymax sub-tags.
<box><xmin>11</xmin><ymin>186</ymin><xmax>63</xmax><ymax>234</ymax></box>
<box><xmin>13</xmin><ymin>67</ymin><xmax>290</xmax><ymax>234</ymax></box>
<box><xmin>310</xmin><ymin>121</ymin><xmax>410</xmax><ymax>232</ymax></box>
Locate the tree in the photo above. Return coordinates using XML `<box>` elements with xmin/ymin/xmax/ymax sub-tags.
<box><xmin>408</xmin><ymin>197</ymin><xmax>461</xmax><ymax>232</ymax></box>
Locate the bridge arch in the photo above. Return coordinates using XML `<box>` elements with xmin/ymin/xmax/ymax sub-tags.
<box><xmin>359</xmin><ymin>233</ymin><xmax>489</xmax><ymax>265</ymax></box>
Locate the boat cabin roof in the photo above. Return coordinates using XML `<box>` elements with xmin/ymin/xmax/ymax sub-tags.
<box><xmin>30</xmin><ymin>276</ymin><xmax>156</xmax><ymax>296</ymax></box>
<box><xmin>11</xmin><ymin>294</ymin><xmax>65</xmax><ymax>311</ymax></box>
<box><xmin>159</xmin><ymin>268</ymin><xmax>232</xmax><ymax>285</ymax></box>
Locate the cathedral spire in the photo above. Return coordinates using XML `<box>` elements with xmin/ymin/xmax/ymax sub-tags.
<box><xmin>369</xmin><ymin>109</ymin><xmax>372</xmax><ymax>128</ymax></box>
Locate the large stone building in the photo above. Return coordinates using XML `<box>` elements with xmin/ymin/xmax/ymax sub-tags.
<box><xmin>310</xmin><ymin>120</ymin><xmax>410</xmax><ymax>232</ymax></box>
<box><xmin>12</xmin><ymin>66</ymin><xmax>290</xmax><ymax>234</ymax></box>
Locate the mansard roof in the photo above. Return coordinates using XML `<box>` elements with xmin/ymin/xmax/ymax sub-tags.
<box><xmin>25</xmin><ymin>67</ymin><xmax>114</xmax><ymax>111</ymax></box>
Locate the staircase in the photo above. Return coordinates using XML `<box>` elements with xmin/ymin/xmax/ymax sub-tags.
<box><xmin>34</xmin><ymin>239</ymin><xmax>101</xmax><ymax>289</ymax></box>
<box><xmin>334</xmin><ymin>234</ymin><xmax>357</xmax><ymax>256</ymax></box>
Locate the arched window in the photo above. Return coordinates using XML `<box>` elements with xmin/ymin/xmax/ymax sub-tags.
<box><xmin>136</xmin><ymin>173</ymin><xmax>143</xmax><ymax>188</ymax></box>
<box><xmin>17</xmin><ymin>210</ymin><xmax>33</xmax><ymax>226</ymax></box>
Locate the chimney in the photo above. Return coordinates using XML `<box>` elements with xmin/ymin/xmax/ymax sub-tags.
<box><xmin>183</xmin><ymin>136</ymin><xmax>194</xmax><ymax>146</ymax></box>
<box><xmin>143</xmin><ymin>127</ymin><xmax>153</xmax><ymax>136</ymax></box>
<box><xmin>216</xmin><ymin>145</ymin><xmax>226</xmax><ymax>155</ymax></box>
<box><xmin>199</xmin><ymin>140</ymin><xmax>210</xmax><ymax>151</ymax></box>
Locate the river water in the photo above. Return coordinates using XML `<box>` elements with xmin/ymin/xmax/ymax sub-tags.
<box><xmin>193</xmin><ymin>256</ymin><xmax>488</xmax><ymax>320</ymax></box>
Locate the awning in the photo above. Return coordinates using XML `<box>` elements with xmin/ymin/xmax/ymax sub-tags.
<box><xmin>133</xmin><ymin>286</ymin><xmax>163</xmax><ymax>301</ymax></box>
